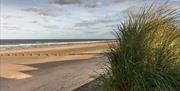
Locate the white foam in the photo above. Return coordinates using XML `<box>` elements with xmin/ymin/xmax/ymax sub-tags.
<box><xmin>0</xmin><ymin>41</ymin><xmax>106</xmax><ymax>50</ymax></box>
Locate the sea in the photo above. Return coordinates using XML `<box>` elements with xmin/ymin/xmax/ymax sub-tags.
<box><xmin>0</xmin><ymin>39</ymin><xmax>115</xmax><ymax>50</ymax></box>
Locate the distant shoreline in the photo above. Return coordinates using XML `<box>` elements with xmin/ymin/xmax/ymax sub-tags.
<box><xmin>0</xmin><ymin>39</ymin><xmax>115</xmax><ymax>51</ymax></box>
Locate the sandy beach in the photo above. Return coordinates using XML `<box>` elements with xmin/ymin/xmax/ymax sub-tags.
<box><xmin>0</xmin><ymin>43</ymin><xmax>108</xmax><ymax>91</ymax></box>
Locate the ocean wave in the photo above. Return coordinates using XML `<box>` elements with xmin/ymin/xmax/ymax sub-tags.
<box><xmin>0</xmin><ymin>41</ymin><xmax>106</xmax><ymax>50</ymax></box>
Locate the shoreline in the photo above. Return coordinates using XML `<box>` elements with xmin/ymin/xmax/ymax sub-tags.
<box><xmin>0</xmin><ymin>40</ymin><xmax>113</xmax><ymax>51</ymax></box>
<box><xmin>0</xmin><ymin>42</ymin><xmax>108</xmax><ymax>53</ymax></box>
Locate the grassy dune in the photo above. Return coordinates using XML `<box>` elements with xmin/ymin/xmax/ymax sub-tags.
<box><xmin>96</xmin><ymin>3</ymin><xmax>180</xmax><ymax>91</ymax></box>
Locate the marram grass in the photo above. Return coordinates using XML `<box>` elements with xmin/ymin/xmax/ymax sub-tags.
<box><xmin>96</xmin><ymin>4</ymin><xmax>180</xmax><ymax>91</ymax></box>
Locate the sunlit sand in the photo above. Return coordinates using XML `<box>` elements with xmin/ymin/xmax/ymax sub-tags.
<box><xmin>0</xmin><ymin>43</ymin><xmax>108</xmax><ymax>91</ymax></box>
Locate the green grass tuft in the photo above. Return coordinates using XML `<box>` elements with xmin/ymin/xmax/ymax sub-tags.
<box><xmin>97</xmin><ymin>3</ymin><xmax>180</xmax><ymax>91</ymax></box>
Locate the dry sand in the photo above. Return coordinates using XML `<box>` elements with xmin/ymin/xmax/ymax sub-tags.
<box><xmin>0</xmin><ymin>43</ymin><xmax>108</xmax><ymax>91</ymax></box>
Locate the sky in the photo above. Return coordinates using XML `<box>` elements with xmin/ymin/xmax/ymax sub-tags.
<box><xmin>0</xmin><ymin>0</ymin><xmax>179</xmax><ymax>39</ymax></box>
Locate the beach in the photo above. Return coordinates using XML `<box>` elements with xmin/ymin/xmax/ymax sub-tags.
<box><xmin>0</xmin><ymin>43</ymin><xmax>108</xmax><ymax>91</ymax></box>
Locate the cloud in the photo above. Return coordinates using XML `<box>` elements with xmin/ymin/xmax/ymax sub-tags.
<box><xmin>0</xmin><ymin>24</ymin><xmax>25</xmax><ymax>34</ymax></box>
<box><xmin>123</xmin><ymin>3</ymin><xmax>180</xmax><ymax>16</ymax></box>
<box><xmin>52</xmin><ymin>0</ymin><xmax>87</xmax><ymax>4</ymax></box>
<box><xmin>74</xmin><ymin>20</ymin><xmax>97</xmax><ymax>27</ymax></box>
<box><xmin>45</xmin><ymin>0</ymin><xmax>126</xmax><ymax>8</ymax></box>
<box><xmin>122</xmin><ymin>6</ymin><xmax>141</xmax><ymax>15</ymax></box>
<box><xmin>50</xmin><ymin>0</ymin><xmax>126</xmax><ymax>5</ymax></box>
<box><xmin>22</xmin><ymin>5</ymin><xmax>58</xmax><ymax>16</ymax></box>
<box><xmin>168</xmin><ymin>4</ymin><xmax>180</xmax><ymax>10</ymax></box>
<box><xmin>101</xmin><ymin>31</ymin><xmax>114</xmax><ymax>36</ymax></box>
<box><xmin>1</xmin><ymin>14</ymin><xmax>24</xmax><ymax>19</ymax></box>
<box><xmin>105</xmin><ymin>24</ymin><xmax>117</xmax><ymax>28</ymax></box>
<box><xmin>74</xmin><ymin>19</ymin><xmax>118</xmax><ymax>27</ymax></box>
<box><xmin>3</xmin><ymin>0</ymin><xmax>178</xmax><ymax>39</ymax></box>
<box><xmin>31</xmin><ymin>21</ymin><xmax>38</xmax><ymax>23</ymax></box>
<box><xmin>113</xmin><ymin>0</ymin><xmax>128</xmax><ymax>3</ymax></box>
<box><xmin>85</xmin><ymin>0</ymin><xmax>103</xmax><ymax>8</ymax></box>
<box><xmin>2</xmin><ymin>26</ymin><xmax>20</xmax><ymax>31</ymax></box>
<box><xmin>43</xmin><ymin>25</ymin><xmax>59</xmax><ymax>29</ymax></box>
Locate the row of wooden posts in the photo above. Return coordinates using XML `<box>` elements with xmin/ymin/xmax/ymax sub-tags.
<box><xmin>0</xmin><ymin>53</ymin><xmax>68</xmax><ymax>56</ymax></box>
<box><xmin>0</xmin><ymin>52</ymin><xmax>101</xmax><ymax>56</ymax></box>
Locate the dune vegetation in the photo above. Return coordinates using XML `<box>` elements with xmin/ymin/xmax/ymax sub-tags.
<box><xmin>96</xmin><ymin>3</ymin><xmax>180</xmax><ymax>91</ymax></box>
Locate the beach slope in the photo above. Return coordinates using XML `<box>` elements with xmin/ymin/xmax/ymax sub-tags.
<box><xmin>0</xmin><ymin>43</ymin><xmax>108</xmax><ymax>91</ymax></box>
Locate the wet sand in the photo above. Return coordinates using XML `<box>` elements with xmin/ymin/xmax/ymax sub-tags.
<box><xmin>0</xmin><ymin>43</ymin><xmax>108</xmax><ymax>91</ymax></box>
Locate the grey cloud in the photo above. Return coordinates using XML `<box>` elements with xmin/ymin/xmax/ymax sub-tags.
<box><xmin>4</xmin><ymin>28</ymin><xmax>35</xmax><ymax>35</ymax></box>
<box><xmin>96</xmin><ymin>19</ymin><xmax>117</xmax><ymax>23</ymax></box>
<box><xmin>75</xmin><ymin>19</ymin><xmax>118</xmax><ymax>27</ymax></box>
<box><xmin>74</xmin><ymin>20</ymin><xmax>97</xmax><ymax>27</ymax></box>
<box><xmin>53</xmin><ymin>0</ymin><xmax>87</xmax><ymax>4</ymax></box>
<box><xmin>47</xmin><ymin>0</ymin><xmax>123</xmax><ymax>8</ymax></box>
<box><xmin>51</xmin><ymin>0</ymin><xmax>126</xmax><ymax>5</ymax></box>
<box><xmin>22</xmin><ymin>6</ymin><xmax>58</xmax><ymax>16</ymax></box>
<box><xmin>82</xmin><ymin>30</ymin><xmax>99</xmax><ymax>34</ymax></box>
<box><xmin>85</xmin><ymin>0</ymin><xmax>103</xmax><ymax>8</ymax></box>
<box><xmin>2</xmin><ymin>15</ymin><xmax>24</xmax><ymax>19</ymax></box>
<box><xmin>43</xmin><ymin>25</ymin><xmax>59</xmax><ymax>29</ymax></box>
<box><xmin>31</xmin><ymin>21</ymin><xmax>38</xmax><ymax>23</ymax></box>
<box><xmin>1</xmin><ymin>25</ymin><xmax>21</xmax><ymax>31</ymax></box>
<box><xmin>41</xmin><ymin>0</ymin><xmax>146</xmax><ymax>9</ymax></box>
<box><xmin>64</xmin><ymin>26</ymin><xmax>101</xmax><ymax>34</ymax></box>
<box><xmin>113</xmin><ymin>0</ymin><xmax>127</xmax><ymax>3</ymax></box>
<box><xmin>105</xmin><ymin>24</ymin><xmax>117</xmax><ymax>28</ymax></box>
<box><xmin>1</xmin><ymin>24</ymin><xmax>35</xmax><ymax>34</ymax></box>
<box><xmin>122</xmin><ymin>6</ymin><xmax>141</xmax><ymax>15</ymax></box>
<box><xmin>82</xmin><ymin>27</ymin><xmax>103</xmax><ymax>34</ymax></box>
